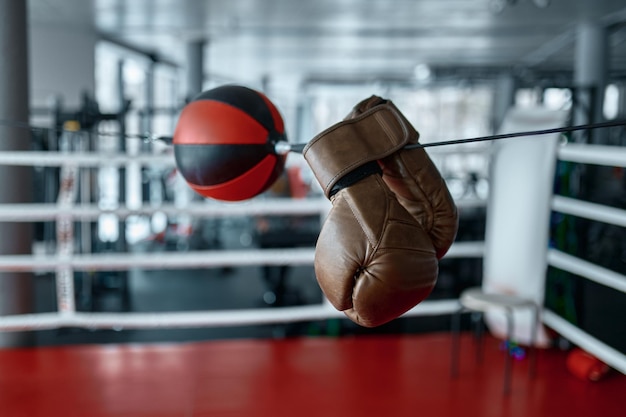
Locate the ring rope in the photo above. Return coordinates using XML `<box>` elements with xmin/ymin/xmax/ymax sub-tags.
<box><xmin>0</xmin><ymin>151</ymin><xmax>175</xmax><ymax>167</ymax></box>
<box><xmin>0</xmin><ymin>300</ymin><xmax>462</xmax><ymax>332</ymax></box>
<box><xmin>0</xmin><ymin>242</ymin><xmax>485</xmax><ymax>273</ymax></box>
<box><xmin>0</xmin><ymin>198</ymin><xmax>485</xmax><ymax>222</ymax></box>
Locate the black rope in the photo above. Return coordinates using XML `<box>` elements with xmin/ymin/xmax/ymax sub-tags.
<box><xmin>412</xmin><ymin>119</ymin><xmax>626</xmax><ymax>149</ymax></box>
<box><xmin>288</xmin><ymin>119</ymin><xmax>626</xmax><ymax>154</ymax></box>
<box><xmin>0</xmin><ymin>118</ymin><xmax>156</xmax><ymax>141</ymax></box>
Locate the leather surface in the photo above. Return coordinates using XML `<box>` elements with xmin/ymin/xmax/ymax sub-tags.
<box><xmin>304</xmin><ymin>105</ymin><xmax>439</xmax><ymax>327</ymax></box>
<box><xmin>315</xmin><ymin>175</ymin><xmax>437</xmax><ymax>327</ymax></box>
<box><xmin>345</xmin><ymin>96</ymin><xmax>459</xmax><ymax>259</ymax></box>
<box><xmin>303</xmin><ymin>105</ymin><xmax>410</xmax><ymax>197</ymax></box>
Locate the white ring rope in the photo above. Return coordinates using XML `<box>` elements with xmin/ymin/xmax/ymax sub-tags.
<box><xmin>0</xmin><ymin>300</ymin><xmax>462</xmax><ymax>332</ymax></box>
<box><xmin>547</xmin><ymin>249</ymin><xmax>626</xmax><ymax>294</ymax></box>
<box><xmin>552</xmin><ymin>195</ymin><xmax>626</xmax><ymax>228</ymax></box>
<box><xmin>0</xmin><ymin>198</ymin><xmax>484</xmax><ymax>221</ymax></box>
<box><xmin>0</xmin><ymin>248</ymin><xmax>316</xmax><ymax>272</ymax></box>
<box><xmin>0</xmin><ymin>199</ymin><xmax>331</xmax><ymax>221</ymax></box>
<box><xmin>0</xmin><ymin>151</ymin><xmax>175</xmax><ymax>167</ymax></box>
<box><xmin>557</xmin><ymin>143</ymin><xmax>626</xmax><ymax>168</ymax></box>
<box><xmin>543</xmin><ymin>310</ymin><xmax>626</xmax><ymax>375</ymax></box>
<box><xmin>0</xmin><ymin>242</ymin><xmax>485</xmax><ymax>273</ymax></box>
<box><xmin>0</xmin><ymin>147</ymin><xmax>490</xmax><ymax>167</ymax></box>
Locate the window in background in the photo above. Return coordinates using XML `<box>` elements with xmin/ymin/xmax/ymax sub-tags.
<box><xmin>95</xmin><ymin>41</ymin><xmax>180</xmax><ymax>245</ymax></box>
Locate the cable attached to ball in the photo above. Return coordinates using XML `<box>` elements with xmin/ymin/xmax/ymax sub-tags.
<box><xmin>275</xmin><ymin>119</ymin><xmax>626</xmax><ymax>154</ymax></box>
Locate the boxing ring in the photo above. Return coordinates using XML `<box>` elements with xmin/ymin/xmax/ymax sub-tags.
<box><xmin>0</xmin><ymin>137</ymin><xmax>625</xmax><ymax>361</ymax></box>
<box><xmin>0</xmin><ymin>127</ymin><xmax>625</xmax><ymax>416</ymax></box>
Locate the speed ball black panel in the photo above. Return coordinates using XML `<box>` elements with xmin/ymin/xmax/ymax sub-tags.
<box><xmin>193</xmin><ymin>86</ymin><xmax>275</xmax><ymax>133</ymax></box>
<box><xmin>174</xmin><ymin>144</ymin><xmax>271</xmax><ymax>186</ymax></box>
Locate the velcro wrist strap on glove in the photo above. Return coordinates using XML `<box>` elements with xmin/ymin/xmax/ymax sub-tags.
<box><xmin>303</xmin><ymin>104</ymin><xmax>415</xmax><ymax>197</ymax></box>
<box><xmin>345</xmin><ymin>96</ymin><xmax>421</xmax><ymax>143</ymax></box>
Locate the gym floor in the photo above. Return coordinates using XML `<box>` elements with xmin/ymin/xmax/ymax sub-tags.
<box><xmin>0</xmin><ymin>333</ymin><xmax>623</xmax><ymax>417</ymax></box>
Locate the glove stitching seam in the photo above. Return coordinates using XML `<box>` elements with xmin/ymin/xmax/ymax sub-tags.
<box><xmin>343</xmin><ymin>192</ymin><xmax>377</xmax><ymax>251</ymax></box>
<box><xmin>377</xmin><ymin>107</ymin><xmax>409</xmax><ymax>148</ymax></box>
<box><xmin>401</xmin><ymin>151</ymin><xmax>435</xmax><ymax>234</ymax></box>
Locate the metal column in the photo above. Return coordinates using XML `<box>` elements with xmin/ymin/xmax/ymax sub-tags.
<box><xmin>492</xmin><ymin>72</ymin><xmax>517</xmax><ymax>133</ymax></box>
<box><xmin>573</xmin><ymin>21</ymin><xmax>609</xmax><ymax>141</ymax></box>
<box><xmin>186</xmin><ymin>39</ymin><xmax>206</xmax><ymax>101</ymax></box>
<box><xmin>0</xmin><ymin>1</ymin><xmax>34</xmax><ymax>346</ymax></box>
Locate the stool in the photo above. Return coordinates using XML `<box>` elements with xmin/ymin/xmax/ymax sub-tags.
<box><xmin>451</xmin><ymin>287</ymin><xmax>540</xmax><ymax>394</ymax></box>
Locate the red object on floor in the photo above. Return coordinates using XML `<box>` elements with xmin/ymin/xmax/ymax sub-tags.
<box><xmin>566</xmin><ymin>347</ymin><xmax>611</xmax><ymax>381</ymax></box>
<box><xmin>0</xmin><ymin>333</ymin><xmax>623</xmax><ymax>417</ymax></box>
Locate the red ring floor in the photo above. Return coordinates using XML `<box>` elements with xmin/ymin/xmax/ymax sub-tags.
<box><xmin>0</xmin><ymin>333</ymin><xmax>623</xmax><ymax>417</ymax></box>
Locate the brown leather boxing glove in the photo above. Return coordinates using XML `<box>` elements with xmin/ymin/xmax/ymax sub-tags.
<box><xmin>303</xmin><ymin>104</ymin><xmax>439</xmax><ymax>327</ymax></box>
<box><xmin>345</xmin><ymin>96</ymin><xmax>459</xmax><ymax>259</ymax></box>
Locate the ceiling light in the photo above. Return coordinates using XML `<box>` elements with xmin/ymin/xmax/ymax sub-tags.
<box><xmin>414</xmin><ymin>64</ymin><xmax>432</xmax><ymax>82</ymax></box>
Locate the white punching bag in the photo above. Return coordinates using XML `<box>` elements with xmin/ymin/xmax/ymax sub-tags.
<box><xmin>482</xmin><ymin>107</ymin><xmax>567</xmax><ymax>347</ymax></box>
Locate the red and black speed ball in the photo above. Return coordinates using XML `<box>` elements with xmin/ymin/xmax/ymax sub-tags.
<box><xmin>173</xmin><ymin>85</ymin><xmax>287</xmax><ymax>201</ymax></box>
